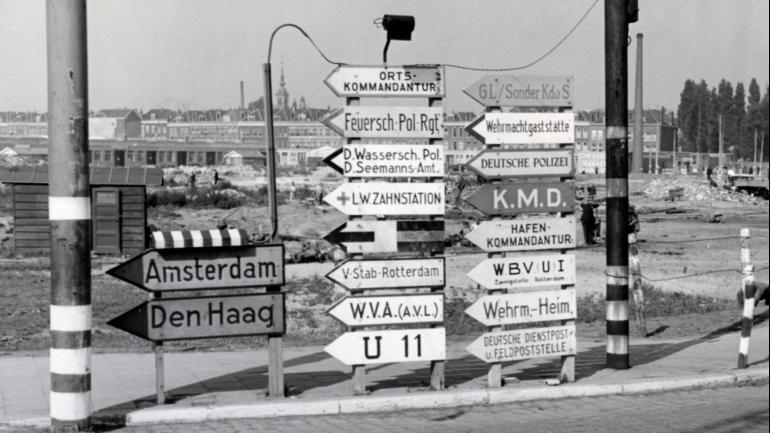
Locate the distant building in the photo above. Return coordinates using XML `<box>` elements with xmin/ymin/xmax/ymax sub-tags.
<box><xmin>91</xmin><ymin>109</ymin><xmax>141</xmax><ymax>140</ymax></box>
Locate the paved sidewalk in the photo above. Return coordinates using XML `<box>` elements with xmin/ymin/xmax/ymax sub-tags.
<box><xmin>1</xmin><ymin>319</ymin><xmax>768</xmax><ymax>427</ymax></box>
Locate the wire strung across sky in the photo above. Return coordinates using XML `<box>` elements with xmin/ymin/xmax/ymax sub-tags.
<box><xmin>271</xmin><ymin>0</ymin><xmax>601</xmax><ymax>71</ymax></box>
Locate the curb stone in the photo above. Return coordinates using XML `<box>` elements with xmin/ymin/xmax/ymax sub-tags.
<box><xmin>121</xmin><ymin>368</ymin><xmax>769</xmax><ymax>426</ymax></box>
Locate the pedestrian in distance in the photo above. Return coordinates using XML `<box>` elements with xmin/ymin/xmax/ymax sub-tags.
<box><xmin>628</xmin><ymin>205</ymin><xmax>640</xmax><ymax>234</ymax></box>
<box><xmin>213</xmin><ymin>170</ymin><xmax>219</xmax><ymax>185</ymax></box>
<box><xmin>289</xmin><ymin>181</ymin><xmax>296</xmax><ymax>203</ymax></box>
<box><xmin>580</xmin><ymin>201</ymin><xmax>598</xmax><ymax>245</ymax></box>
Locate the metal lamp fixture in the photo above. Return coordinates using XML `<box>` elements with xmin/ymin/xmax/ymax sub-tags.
<box><xmin>380</xmin><ymin>14</ymin><xmax>415</xmax><ymax>64</ymax></box>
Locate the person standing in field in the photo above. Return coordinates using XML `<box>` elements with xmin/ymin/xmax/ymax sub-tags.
<box><xmin>580</xmin><ymin>201</ymin><xmax>598</xmax><ymax>245</ymax></box>
<box><xmin>289</xmin><ymin>181</ymin><xmax>296</xmax><ymax>203</ymax></box>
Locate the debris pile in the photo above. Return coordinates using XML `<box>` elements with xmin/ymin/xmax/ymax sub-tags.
<box><xmin>642</xmin><ymin>177</ymin><xmax>765</xmax><ymax>204</ymax></box>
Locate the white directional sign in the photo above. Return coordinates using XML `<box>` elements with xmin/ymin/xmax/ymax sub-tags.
<box><xmin>325</xmin><ymin>328</ymin><xmax>446</xmax><ymax>365</ymax></box>
<box><xmin>321</xmin><ymin>107</ymin><xmax>444</xmax><ymax>139</ymax></box>
<box><xmin>328</xmin><ymin>294</ymin><xmax>444</xmax><ymax>327</ymax></box>
<box><xmin>327</xmin><ymin>258</ymin><xmax>445</xmax><ymax>290</ymax></box>
<box><xmin>325</xmin><ymin>144</ymin><xmax>444</xmax><ymax>178</ymax></box>
<box><xmin>324</xmin><ymin>182</ymin><xmax>445</xmax><ymax>216</ymax></box>
<box><xmin>465</xmin><ymin>112</ymin><xmax>574</xmax><ymax>145</ymax></box>
<box><xmin>324</xmin><ymin>65</ymin><xmax>445</xmax><ymax>98</ymax></box>
<box><xmin>465</xmin><ymin>289</ymin><xmax>576</xmax><ymax>327</ymax></box>
<box><xmin>465</xmin><ymin>216</ymin><xmax>576</xmax><ymax>253</ymax></box>
<box><xmin>466</xmin><ymin>324</ymin><xmax>576</xmax><ymax>363</ymax></box>
<box><xmin>466</xmin><ymin>148</ymin><xmax>575</xmax><ymax>179</ymax></box>
<box><xmin>467</xmin><ymin>253</ymin><xmax>576</xmax><ymax>290</ymax></box>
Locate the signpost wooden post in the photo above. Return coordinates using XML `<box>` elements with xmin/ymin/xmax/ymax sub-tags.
<box><xmin>462</xmin><ymin>75</ymin><xmax>577</xmax><ymax>387</ymax></box>
<box><xmin>322</xmin><ymin>65</ymin><xmax>447</xmax><ymax>395</ymax></box>
<box><xmin>107</xmin><ymin>242</ymin><xmax>286</xmax><ymax>404</ymax></box>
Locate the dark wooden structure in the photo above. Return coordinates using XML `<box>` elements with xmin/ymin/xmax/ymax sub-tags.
<box><xmin>0</xmin><ymin>165</ymin><xmax>162</xmax><ymax>255</ymax></box>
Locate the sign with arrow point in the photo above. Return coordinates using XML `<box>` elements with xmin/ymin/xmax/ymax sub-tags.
<box><xmin>107</xmin><ymin>293</ymin><xmax>285</xmax><ymax>342</ymax></box>
<box><xmin>327</xmin><ymin>258</ymin><xmax>445</xmax><ymax>290</ymax></box>
<box><xmin>324</xmin><ymin>65</ymin><xmax>445</xmax><ymax>98</ymax></box>
<box><xmin>465</xmin><ymin>112</ymin><xmax>574</xmax><ymax>145</ymax></box>
<box><xmin>463</xmin><ymin>75</ymin><xmax>573</xmax><ymax>107</ymax></box>
<box><xmin>465</xmin><ymin>215</ymin><xmax>576</xmax><ymax>253</ymax></box>
<box><xmin>466</xmin><ymin>148</ymin><xmax>574</xmax><ymax>180</ymax></box>
<box><xmin>466</xmin><ymin>324</ymin><xmax>576</xmax><ymax>363</ymax></box>
<box><xmin>324</xmin><ymin>219</ymin><xmax>444</xmax><ymax>254</ymax></box>
<box><xmin>324</xmin><ymin>328</ymin><xmax>445</xmax><ymax>365</ymax></box>
<box><xmin>328</xmin><ymin>293</ymin><xmax>444</xmax><ymax>327</ymax></box>
<box><xmin>324</xmin><ymin>182</ymin><xmax>445</xmax><ymax>216</ymax></box>
<box><xmin>464</xmin><ymin>182</ymin><xmax>575</xmax><ymax>216</ymax></box>
<box><xmin>321</xmin><ymin>106</ymin><xmax>444</xmax><ymax>139</ymax></box>
<box><xmin>465</xmin><ymin>289</ymin><xmax>576</xmax><ymax>327</ymax></box>
<box><xmin>323</xmin><ymin>144</ymin><xmax>444</xmax><ymax>178</ymax></box>
<box><xmin>106</xmin><ymin>245</ymin><xmax>285</xmax><ymax>292</ymax></box>
<box><xmin>466</xmin><ymin>253</ymin><xmax>576</xmax><ymax>290</ymax></box>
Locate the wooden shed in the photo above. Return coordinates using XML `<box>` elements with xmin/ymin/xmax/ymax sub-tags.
<box><xmin>0</xmin><ymin>165</ymin><xmax>163</xmax><ymax>255</ymax></box>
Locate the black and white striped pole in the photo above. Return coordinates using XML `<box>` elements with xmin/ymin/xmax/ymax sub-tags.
<box><xmin>604</xmin><ymin>0</ymin><xmax>634</xmax><ymax>369</ymax></box>
<box><xmin>738</xmin><ymin>228</ymin><xmax>755</xmax><ymax>369</ymax></box>
<box><xmin>46</xmin><ymin>0</ymin><xmax>92</xmax><ymax>430</ymax></box>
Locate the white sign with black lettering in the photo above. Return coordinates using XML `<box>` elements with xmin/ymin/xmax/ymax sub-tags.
<box><xmin>324</xmin><ymin>182</ymin><xmax>445</xmax><ymax>216</ymax></box>
<box><xmin>326</xmin><ymin>144</ymin><xmax>444</xmax><ymax>178</ymax></box>
<box><xmin>321</xmin><ymin>107</ymin><xmax>444</xmax><ymax>139</ymax></box>
<box><xmin>466</xmin><ymin>324</ymin><xmax>576</xmax><ymax>363</ymax></box>
<box><xmin>465</xmin><ymin>289</ymin><xmax>576</xmax><ymax>327</ymax></box>
<box><xmin>466</xmin><ymin>253</ymin><xmax>576</xmax><ymax>290</ymax></box>
<box><xmin>324</xmin><ymin>328</ymin><xmax>446</xmax><ymax>365</ymax></box>
<box><xmin>465</xmin><ymin>216</ymin><xmax>576</xmax><ymax>253</ymax></box>
<box><xmin>328</xmin><ymin>294</ymin><xmax>444</xmax><ymax>327</ymax></box>
<box><xmin>465</xmin><ymin>112</ymin><xmax>574</xmax><ymax>145</ymax></box>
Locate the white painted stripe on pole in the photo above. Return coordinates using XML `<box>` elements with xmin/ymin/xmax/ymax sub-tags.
<box><xmin>739</xmin><ymin>336</ymin><xmax>750</xmax><ymax>354</ymax></box>
<box><xmin>50</xmin><ymin>348</ymin><xmax>91</xmax><ymax>375</ymax></box>
<box><xmin>606</xmin><ymin>301</ymin><xmax>629</xmax><ymax>321</ymax></box>
<box><xmin>743</xmin><ymin>300</ymin><xmax>755</xmax><ymax>318</ymax></box>
<box><xmin>191</xmin><ymin>231</ymin><xmax>204</xmax><ymax>247</ymax></box>
<box><xmin>151</xmin><ymin>232</ymin><xmax>166</xmax><ymax>249</ymax></box>
<box><xmin>48</xmin><ymin>197</ymin><xmax>90</xmax><ymax>221</ymax></box>
<box><xmin>741</xmin><ymin>249</ymin><xmax>750</xmax><ymax>265</ymax></box>
<box><xmin>740</xmin><ymin>228</ymin><xmax>750</xmax><ymax>237</ymax></box>
<box><xmin>170</xmin><ymin>231</ymin><xmax>185</xmax><ymax>248</ymax></box>
<box><xmin>228</xmin><ymin>228</ymin><xmax>242</xmax><ymax>245</ymax></box>
<box><xmin>607</xmin><ymin>275</ymin><xmax>628</xmax><ymax>286</ymax></box>
<box><xmin>606</xmin><ymin>126</ymin><xmax>627</xmax><ymax>140</ymax></box>
<box><xmin>607</xmin><ymin>335</ymin><xmax>628</xmax><ymax>355</ymax></box>
<box><xmin>50</xmin><ymin>305</ymin><xmax>91</xmax><ymax>332</ymax></box>
<box><xmin>210</xmin><ymin>229</ymin><xmax>223</xmax><ymax>246</ymax></box>
<box><xmin>50</xmin><ymin>391</ymin><xmax>92</xmax><ymax>421</ymax></box>
<box><xmin>606</xmin><ymin>266</ymin><xmax>628</xmax><ymax>278</ymax></box>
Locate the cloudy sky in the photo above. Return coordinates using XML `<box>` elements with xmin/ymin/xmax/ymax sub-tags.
<box><xmin>1</xmin><ymin>0</ymin><xmax>768</xmax><ymax>113</ymax></box>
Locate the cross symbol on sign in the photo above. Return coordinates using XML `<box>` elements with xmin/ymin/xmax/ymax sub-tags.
<box><xmin>337</xmin><ymin>192</ymin><xmax>350</xmax><ymax>206</ymax></box>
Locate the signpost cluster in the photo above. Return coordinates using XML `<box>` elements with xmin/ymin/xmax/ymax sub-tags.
<box><xmin>106</xmin><ymin>239</ymin><xmax>286</xmax><ymax>403</ymax></box>
<box><xmin>321</xmin><ymin>65</ymin><xmax>447</xmax><ymax>394</ymax></box>
<box><xmin>461</xmin><ymin>75</ymin><xmax>578</xmax><ymax>387</ymax></box>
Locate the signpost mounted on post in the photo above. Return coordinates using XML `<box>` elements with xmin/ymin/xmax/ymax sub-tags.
<box><xmin>462</xmin><ymin>74</ymin><xmax>577</xmax><ymax>388</ymax></box>
<box><xmin>322</xmin><ymin>63</ymin><xmax>447</xmax><ymax>395</ymax></box>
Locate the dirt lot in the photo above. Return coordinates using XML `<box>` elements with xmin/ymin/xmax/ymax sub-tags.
<box><xmin>0</xmin><ymin>172</ymin><xmax>767</xmax><ymax>354</ymax></box>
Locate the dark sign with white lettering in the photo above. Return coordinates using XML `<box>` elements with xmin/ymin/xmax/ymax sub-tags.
<box><xmin>464</xmin><ymin>182</ymin><xmax>575</xmax><ymax>216</ymax></box>
<box><xmin>106</xmin><ymin>245</ymin><xmax>285</xmax><ymax>292</ymax></box>
<box><xmin>107</xmin><ymin>293</ymin><xmax>285</xmax><ymax>341</ymax></box>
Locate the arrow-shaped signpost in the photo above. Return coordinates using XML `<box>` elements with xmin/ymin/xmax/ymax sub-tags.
<box><xmin>324</xmin><ymin>65</ymin><xmax>445</xmax><ymax>98</ymax></box>
<box><xmin>324</xmin><ymin>328</ymin><xmax>445</xmax><ymax>366</ymax></box>
<box><xmin>464</xmin><ymin>112</ymin><xmax>575</xmax><ymax>145</ymax></box>
<box><xmin>466</xmin><ymin>148</ymin><xmax>575</xmax><ymax>180</ymax></box>
<box><xmin>463</xmin><ymin>75</ymin><xmax>573</xmax><ymax>108</ymax></box>
<box><xmin>320</xmin><ymin>106</ymin><xmax>444</xmax><ymax>139</ymax></box>
<box><xmin>323</xmin><ymin>144</ymin><xmax>444</xmax><ymax>178</ymax></box>
<box><xmin>464</xmin><ymin>215</ymin><xmax>576</xmax><ymax>253</ymax></box>
<box><xmin>324</xmin><ymin>220</ymin><xmax>444</xmax><ymax>254</ymax></box>
<box><xmin>324</xmin><ymin>182</ymin><xmax>445</xmax><ymax>216</ymax></box>
<box><xmin>328</xmin><ymin>294</ymin><xmax>444</xmax><ymax>327</ymax></box>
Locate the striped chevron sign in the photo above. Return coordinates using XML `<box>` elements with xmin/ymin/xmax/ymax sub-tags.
<box><xmin>150</xmin><ymin>229</ymin><xmax>250</xmax><ymax>249</ymax></box>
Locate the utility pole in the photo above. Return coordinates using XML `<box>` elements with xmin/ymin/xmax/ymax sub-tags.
<box><xmin>46</xmin><ymin>0</ymin><xmax>92</xmax><ymax>430</ymax></box>
<box><xmin>604</xmin><ymin>0</ymin><xmax>634</xmax><ymax>370</ymax></box>
<box><xmin>718</xmin><ymin>114</ymin><xmax>723</xmax><ymax>167</ymax></box>
<box><xmin>753</xmin><ymin>129</ymin><xmax>757</xmax><ymax>176</ymax></box>
<box><xmin>632</xmin><ymin>33</ymin><xmax>643</xmax><ymax>174</ymax></box>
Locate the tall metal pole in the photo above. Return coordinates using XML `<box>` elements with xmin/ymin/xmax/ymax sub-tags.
<box><xmin>262</xmin><ymin>62</ymin><xmax>283</xmax><ymax>398</ymax></box>
<box><xmin>718</xmin><ymin>114</ymin><xmax>723</xmax><ymax>167</ymax></box>
<box><xmin>604</xmin><ymin>0</ymin><xmax>631</xmax><ymax>369</ymax></box>
<box><xmin>632</xmin><ymin>33</ymin><xmax>643</xmax><ymax>174</ymax></box>
<box><xmin>46</xmin><ymin>0</ymin><xmax>92</xmax><ymax>430</ymax></box>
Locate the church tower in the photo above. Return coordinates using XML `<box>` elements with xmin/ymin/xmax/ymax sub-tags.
<box><xmin>275</xmin><ymin>62</ymin><xmax>289</xmax><ymax>111</ymax></box>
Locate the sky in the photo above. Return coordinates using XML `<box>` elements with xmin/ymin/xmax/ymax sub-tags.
<box><xmin>1</xmin><ymin>0</ymin><xmax>768</xmax><ymax>114</ymax></box>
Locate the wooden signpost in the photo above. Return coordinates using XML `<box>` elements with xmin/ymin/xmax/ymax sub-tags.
<box><xmin>323</xmin><ymin>63</ymin><xmax>447</xmax><ymax>394</ymax></box>
<box><xmin>324</xmin><ymin>328</ymin><xmax>446</xmax><ymax>365</ymax></box>
<box><xmin>464</xmin><ymin>182</ymin><xmax>575</xmax><ymax>216</ymax></box>
<box><xmin>324</xmin><ymin>220</ymin><xmax>444</xmax><ymax>254</ymax></box>
<box><xmin>464</xmin><ymin>215</ymin><xmax>576</xmax><ymax>253</ymax></box>
<box><xmin>465</xmin><ymin>289</ymin><xmax>576</xmax><ymax>326</ymax></box>
<box><xmin>320</xmin><ymin>106</ymin><xmax>444</xmax><ymax>139</ymax></box>
<box><xmin>464</xmin><ymin>112</ymin><xmax>574</xmax><ymax>145</ymax></box>
<box><xmin>328</xmin><ymin>293</ymin><xmax>443</xmax><ymax>327</ymax></box>
<box><xmin>462</xmin><ymin>73</ymin><xmax>577</xmax><ymax>388</ymax></box>
<box><xmin>323</xmin><ymin>144</ymin><xmax>445</xmax><ymax>178</ymax></box>
<box><xmin>107</xmin><ymin>241</ymin><xmax>286</xmax><ymax>404</ymax></box>
<box><xmin>326</xmin><ymin>258</ymin><xmax>445</xmax><ymax>290</ymax></box>
<box><xmin>466</xmin><ymin>253</ymin><xmax>576</xmax><ymax>290</ymax></box>
<box><xmin>108</xmin><ymin>293</ymin><xmax>285</xmax><ymax>341</ymax></box>
<box><xmin>106</xmin><ymin>245</ymin><xmax>285</xmax><ymax>292</ymax></box>
<box><xmin>324</xmin><ymin>65</ymin><xmax>445</xmax><ymax>98</ymax></box>
<box><xmin>324</xmin><ymin>182</ymin><xmax>445</xmax><ymax>216</ymax></box>
<box><xmin>465</xmin><ymin>324</ymin><xmax>576</xmax><ymax>363</ymax></box>
<box><xmin>463</xmin><ymin>75</ymin><xmax>573</xmax><ymax>107</ymax></box>
<box><xmin>466</xmin><ymin>148</ymin><xmax>575</xmax><ymax>179</ymax></box>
